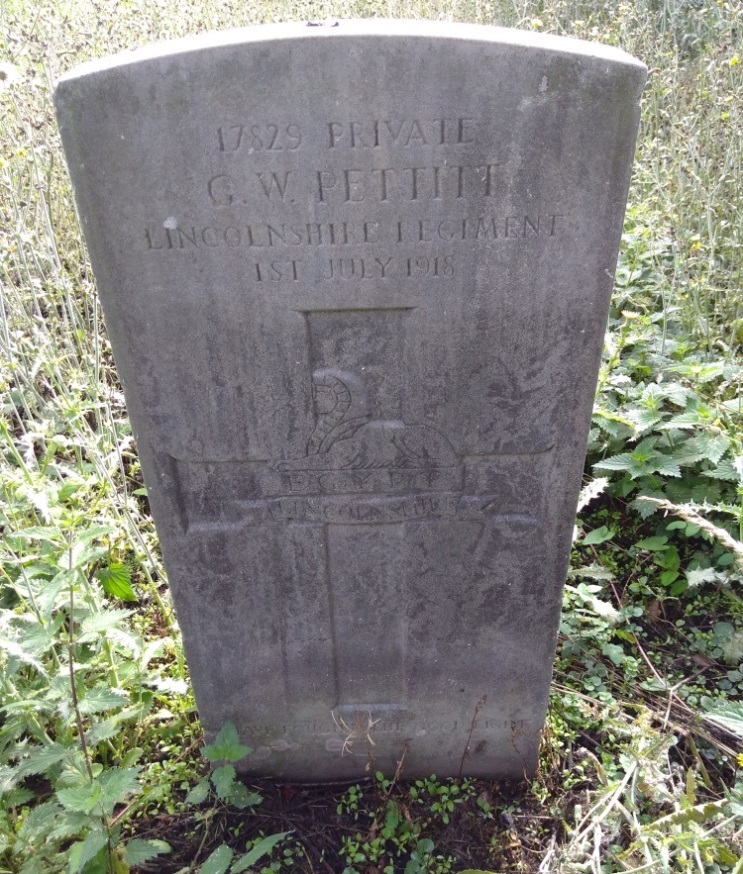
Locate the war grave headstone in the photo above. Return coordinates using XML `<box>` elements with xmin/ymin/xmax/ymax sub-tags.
<box><xmin>54</xmin><ymin>20</ymin><xmax>646</xmax><ymax>780</ymax></box>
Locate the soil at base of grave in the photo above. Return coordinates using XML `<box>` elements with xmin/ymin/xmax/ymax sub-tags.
<box><xmin>131</xmin><ymin>775</ymin><xmax>571</xmax><ymax>873</ymax></box>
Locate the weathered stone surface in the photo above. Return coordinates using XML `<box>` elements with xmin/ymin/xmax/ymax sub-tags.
<box><xmin>54</xmin><ymin>20</ymin><xmax>646</xmax><ymax>780</ymax></box>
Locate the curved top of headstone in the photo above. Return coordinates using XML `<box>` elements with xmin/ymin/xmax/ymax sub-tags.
<box><xmin>55</xmin><ymin>19</ymin><xmax>646</xmax><ymax>89</ymax></box>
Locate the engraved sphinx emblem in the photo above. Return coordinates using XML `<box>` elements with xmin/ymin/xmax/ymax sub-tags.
<box><xmin>276</xmin><ymin>369</ymin><xmax>458</xmax><ymax>474</ymax></box>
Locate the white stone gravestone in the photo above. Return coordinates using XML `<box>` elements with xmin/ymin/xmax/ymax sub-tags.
<box><xmin>55</xmin><ymin>20</ymin><xmax>646</xmax><ymax>780</ymax></box>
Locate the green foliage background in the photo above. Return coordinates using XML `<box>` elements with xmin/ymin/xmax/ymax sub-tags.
<box><xmin>1</xmin><ymin>0</ymin><xmax>742</xmax><ymax>871</ymax></box>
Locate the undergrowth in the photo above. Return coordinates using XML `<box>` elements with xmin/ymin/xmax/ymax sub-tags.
<box><xmin>1</xmin><ymin>0</ymin><xmax>742</xmax><ymax>871</ymax></box>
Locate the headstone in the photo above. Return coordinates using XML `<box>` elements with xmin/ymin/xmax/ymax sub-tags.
<box><xmin>54</xmin><ymin>20</ymin><xmax>646</xmax><ymax>780</ymax></box>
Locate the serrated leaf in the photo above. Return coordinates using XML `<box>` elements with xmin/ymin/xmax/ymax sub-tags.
<box><xmin>576</xmin><ymin>477</ymin><xmax>609</xmax><ymax>512</ymax></box>
<box><xmin>68</xmin><ymin>829</ymin><xmax>107</xmax><ymax>874</ymax></box>
<box><xmin>698</xmin><ymin>434</ymin><xmax>731</xmax><ymax>464</ymax></box>
<box><xmin>78</xmin><ymin>609</ymin><xmax>133</xmax><ymax>642</ymax></box>
<box><xmin>16</xmin><ymin>801</ymin><xmax>65</xmax><ymax>841</ymax></box>
<box><xmin>632</xmin><ymin>409</ymin><xmax>663</xmax><ymax>434</ymax></box>
<box><xmin>185</xmin><ymin>777</ymin><xmax>210</xmax><ymax>805</ymax></box>
<box><xmin>686</xmin><ymin>567</ymin><xmax>726</xmax><ymax>588</ymax></box>
<box><xmin>96</xmin><ymin>563</ymin><xmax>136</xmax><ymax>601</ymax></box>
<box><xmin>660</xmin><ymin>383</ymin><xmax>691</xmax><ymax>406</ymax></box>
<box><xmin>47</xmin><ymin>808</ymin><xmax>92</xmax><ymax>842</ymax></box>
<box><xmin>9</xmin><ymin>526</ymin><xmax>64</xmax><ymax>543</ymax></box>
<box><xmin>86</xmin><ymin>717</ymin><xmax>127</xmax><ymax>746</ymax></box>
<box><xmin>199</xmin><ymin>844</ymin><xmax>233</xmax><ymax>874</ymax></box>
<box><xmin>231</xmin><ymin>832</ymin><xmax>291</xmax><ymax>872</ymax></box>
<box><xmin>228</xmin><ymin>781</ymin><xmax>263</xmax><ymax>809</ymax></box>
<box><xmin>147</xmin><ymin>676</ymin><xmax>190</xmax><ymax>695</ymax></box>
<box><xmin>704</xmin><ymin>458</ymin><xmax>742</xmax><ymax>482</ymax></box>
<box><xmin>98</xmin><ymin>767</ymin><xmax>141</xmax><ymax>815</ymax></box>
<box><xmin>21</xmin><ymin>620</ymin><xmax>64</xmax><ymax>657</ymax></box>
<box><xmin>202</xmin><ymin>722</ymin><xmax>251</xmax><ymax>763</ymax></box>
<box><xmin>4</xmin><ymin>787</ymin><xmax>34</xmax><ymax>806</ymax></box>
<box><xmin>78</xmin><ymin>686</ymin><xmax>130</xmax><ymax>715</ymax></box>
<box><xmin>654</xmin><ymin>456</ymin><xmax>681</xmax><ymax>477</ymax></box>
<box><xmin>123</xmin><ymin>838</ymin><xmax>171</xmax><ymax>865</ymax></box>
<box><xmin>704</xmin><ymin>703</ymin><xmax>743</xmax><ymax>738</ymax></box>
<box><xmin>690</xmin><ymin>481</ymin><xmax>722</xmax><ymax>504</ymax></box>
<box><xmin>211</xmin><ymin>764</ymin><xmax>236</xmax><ymax>800</ymax></box>
<box><xmin>57</xmin><ymin>782</ymin><xmax>102</xmax><ymax>814</ymax></box>
<box><xmin>0</xmin><ymin>636</ymin><xmax>48</xmax><ymax>675</ymax></box>
<box><xmin>657</xmin><ymin>411</ymin><xmax>703</xmax><ymax>430</ymax></box>
<box><xmin>632</xmin><ymin>493</ymin><xmax>665</xmax><ymax>518</ymax></box>
<box><xmin>593</xmin><ymin>452</ymin><xmax>634</xmax><ymax>473</ymax></box>
<box><xmin>13</xmin><ymin>743</ymin><xmax>68</xmax><ymax>780</ymax></box>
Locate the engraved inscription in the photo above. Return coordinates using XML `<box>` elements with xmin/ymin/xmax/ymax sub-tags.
<box><xmin>326</xmin><ymin>117</ymin><xmax>476</xmax><ymax>148</ymax></box>
<box><xmin>216</xmin><ymin>123</ymin><xmax>303</xmax><ymax>152</ymax></box>
<box><xmin>315</xmin><ymin>163</ymin><xmax>501</xmax><ymax>203</ymax></box>
<box><xmin>143</xmin><ymin>215</ymin><xmax>562</xmax><ymax>252</ymax></box>
<box><xmin>140</xmin><ymin>111</ymin><xmax>566</xmax><ymax>275</ymax></box>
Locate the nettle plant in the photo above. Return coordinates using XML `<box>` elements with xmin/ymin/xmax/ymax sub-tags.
<box><xmin>583</xmin><ymin>223</ymin><xmax>743</xmax><ymax>596</ymax></box>
<box><xmin>0</xmin><ymin>456</ymin><xmax>190</xmax><ymax>873</ymax></box>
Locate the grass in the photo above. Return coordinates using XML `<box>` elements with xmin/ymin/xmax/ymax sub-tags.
<box><xmin>1</xmin><ymin>0</ymin><xmax>742</xmax><ymax>872</ymax></box>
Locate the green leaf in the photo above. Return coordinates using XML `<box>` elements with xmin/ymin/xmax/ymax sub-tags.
<box><xmin>582</xmin><ymin>526</ymin><xmax>615</xmax><ymax>546</ymax></box>
<box><xmin>123</xmin><ymin>838</ymin><xmax>171</xmax><ymax>865</ymax></box>
<box><xmin>635</xmin><ymin>536</ymin><xmax>668</xmax><ymax>551</ymax></box>
<box><xmin>4</xmin><ymin>787</ymin><xmax>34</xmax><ymax>806</ymax></box>
<box><xmin>185</xmin><ymin>777</ymin><xmax>210</xmax><ymax>805</ymax></box>
<box><xmin>632</xmin><ymin>409</ymin><xmax>663</xmax><ymax>434</ymax></box>
<box><xmin>78</xmin><ymin>685</ymin><xmax>130</xmax><ymax>715</ymax></box>
<box><xmin>653</xmin><ymin>456</ymin><xmax>681</xmax><ymax>477</ymax></box>
<box><xmin>199</xmin><ymin>844</ymin><xmax>233</xmax><ymax>874</ymax></box>
<box><xmin>68</xmin><ymin>829</ymin><xmax>107</xmax><ymax>874</ymax></box>
<box><xmin>86</xmin><ymin>716</ymin><xmax>129</xmax><ymax>746</ymax></box>
<box><xmin>96</xmin><ymin>563</ymin><xmax>136</xmax><ymax>601</ymax></box>
<box><xmin>593</xmin><ymin>452</ymin><xmax>634</xmax><ymax>473</ymax></box>
<box><xmin>13</xmin><ymin>743</ymin><xmax>68</xmax><ymax>780</ymax></box>
<box><xmin>0</xmin><ymin>636</ymin><xmax>48</xmax><ymax>675</ymax></box>
<box><xmin>704</xmin><ymin>457</ymin><xmax>743</xmax><ymax>482</ymax></box>
<box><xmin>78</xmin><ymin>609</ymin><xmax>133</xmax><ymax>642</ymax></box>
<box><xmin>202</xmin><ymin>723</ymin><xmax>251</xmax><ymax>763</ymax></box>
<box><xmin>97</xmin><ymin>767</ymin><xmax>141</xmax><ymax>816</ymax></box>
<box><xmin>16</xmin><ymin>801</ymin><xmax>66</xmax><ymax>841</ymax></box>
<box><xmin>57</xmin><ymin>782</ymin><xmax>103</xmax><ymax>814</ymax></box>
<box><xmin>601</xmin><ymin>643</ymin><xmax>626</xmax><ymax>666</ymax></box>
<box><xmin>231</xmin><ymin>832</ymin><xmax>291</xmax><ymax>872</ymax></box>
<box><xmin>58</xmin><ymin>482</ymin><xmax>81</xmax><ymax>503</ymax></box>
<box><xmin>228</xmin><ymin>781</ymin><xmax>263</xmax><ymax>809</ymax></box>
<box><xmin>47</xmin><ymin>809</ymin><xmax>92</xmax><ymax>842</ymax></box>
<box><xmin>211</xmin><ymin>764</ymin><xmax>236</xmax><ymax>801</ymax></box>
<box><xmin>704</xmin><ymin>703</ymin><xmax>743</xmax><ymax>738</ymax></box>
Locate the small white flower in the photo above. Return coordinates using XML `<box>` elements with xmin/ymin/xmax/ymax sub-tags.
<box><xmin>0</xmin><ymin>62</ymin><xmax>20</xmax><ymax>92</ymax></box>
